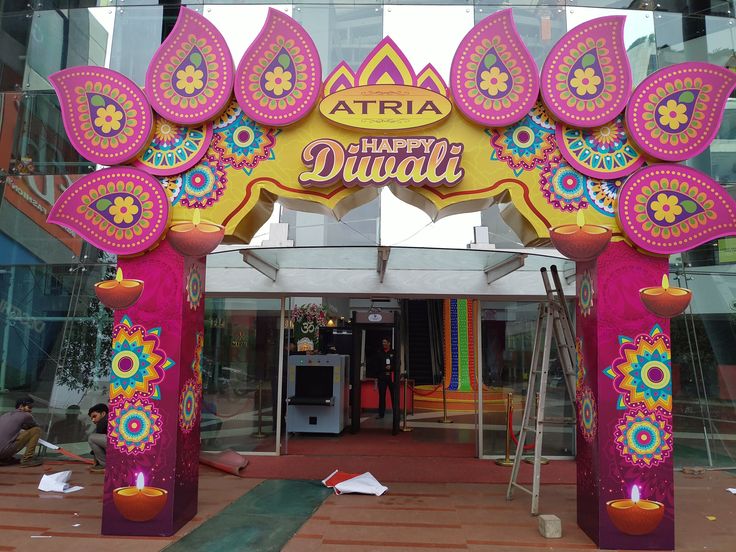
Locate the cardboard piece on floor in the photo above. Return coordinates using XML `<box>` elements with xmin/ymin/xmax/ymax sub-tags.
<box><xmin>322</xmin><ymin>469</ymin><xmax>388</xmax><ymax>496</ymax></box>
<box><xmin>199</xmin><ymin>449</ymin><xmax>249</xmax><ymax>477</ymax></box>
<box><xmin>38</xmin><ymin>470</ymin><xmax>84</xmax><ymax>493</ymax></box>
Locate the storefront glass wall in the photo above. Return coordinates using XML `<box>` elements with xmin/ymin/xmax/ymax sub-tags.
<box><xmin>0</xmin><ymin>2</ymin><xmax>734</xmax><ymax>466</ymax></box>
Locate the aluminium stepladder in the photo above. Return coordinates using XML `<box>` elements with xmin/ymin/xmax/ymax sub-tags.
<box><xmin>506</xmin><ymin>265</ymin><xmax>578</xmax><ymax>515</ymax></box>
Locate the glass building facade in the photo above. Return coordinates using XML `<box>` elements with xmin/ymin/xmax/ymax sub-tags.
<box><xmin>0</xmin><ymin>1</ymin><xmax>735</xmax><ymax>466</ymax></box>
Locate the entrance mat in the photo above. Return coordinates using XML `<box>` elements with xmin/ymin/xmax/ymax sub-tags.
<box><xmin>164</xmin><ymin>479</ymin><xmax>331</xmax><ymax>552</ymax></box>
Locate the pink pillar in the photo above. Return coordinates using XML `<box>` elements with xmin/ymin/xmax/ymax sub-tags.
<box><xmin>576</xmin><ymin>241</ymin><xmax>674</xmax><ymax>550</ymax></box>
<box><xmin>102</xmin><ymin>240</ymin><xmax>205</xmax><ymax>536</ymax></box>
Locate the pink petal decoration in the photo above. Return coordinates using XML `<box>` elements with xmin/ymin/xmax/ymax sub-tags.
<box><xmin>625</xmin><ymin>62</ymin><xmax>736</xmax><ymax>162</ymax></box>
<box><xmin>416</xmin><ymin>64</ymin><xmax>448</xmax><ymax>95</ymax></box>
<box><xmin>323</xmin><ymin>62</ymin><xmax>355</xmax><ymax>96</ymax></box>
<box><xmin>540</xmin><ymin>16</ymin><xmax>631</xmax><ymax>128</ymax></box>
<box><xmin>49</xmin><ymin>67</ymin><xmax>153</xmax><ymax>166</ymax></box>
<box><xmin>617</xmin><ymin>164</ymin><xmax>736</xmax><ymax>255</ymax></box>
<box><xmin>555</xmin><ymin>115</ymin><xmax>644</xmax><ymax>180</ymax></box>
<box><xmin>48</xmin><ymin>167</ymin><xmax>170</xmax><ymax>256</ymax></box>
<box><xmin>235</xmin><ymin>8</ymin><xmax>322</xmax><ymax>126</ymax></box>
<box><xmin>450</xmin><ymin>9</ymin><xmax>539</xmax><ymax>127</ymax></box>
<box><xmin>132</xmin><ymin>115</ymin><xmax>213</xmax><ymax>176</ymax></box>
<box><xmin>356</xmin><ymin>37</ymin><xmax>416</xmax><ymax>86</ymax></box>
<box><xmin>145</xmin><ymin>7</ymin><xmax>234</xmax><ymax>125</ymax></box>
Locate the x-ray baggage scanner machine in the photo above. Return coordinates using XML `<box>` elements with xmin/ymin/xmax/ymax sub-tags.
<box><xmin>286</xmin><ymin>354</ymin><xmax>349</xmax><ymax>434</ymax></box>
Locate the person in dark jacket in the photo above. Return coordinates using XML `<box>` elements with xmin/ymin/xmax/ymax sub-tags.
<box><xmin>87</xmin><ymin>403</ymin><xmax>108</xmax><ymax>473</ymax></box>
<box><xmin>376</xmin><ymin>339</ymin><xmax>397</xmax><ymax>419</ymax></box>
<box><xmin>0</xmin><ymin>397</ymin><xmax>43</xmax><ymax>467</ymax></box>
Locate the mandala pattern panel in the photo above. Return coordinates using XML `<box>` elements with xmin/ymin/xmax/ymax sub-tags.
<box><xmin>49</xmin><ymin>67</ymin><xmax>153</xmax><ymax>165</ymax></box>
<box><xmin>450</xmin><ymin>9</ymin><xmax>539</xmax><ymax>127</ymax></box>
<box><xmin>539</xmin><ymin>157</ymin><xmax>590</xmax><ymax>212</ymax></box>
<box><xmin>109</xmin><ymin>398</ymin><xmax>163</xmax><ymax>455</ymax></box>
<box><xmin>541</xmin><ymin>16</ymin><xmax>631</xmax><ymax>128</ymax></box>
<box><xmin>210</xmin><ymin>101</ymin><xmax>277</xmax><ymax>174</ymax></box>
<box><xmin>146</xmin><ymin>7</ymin><xmax>234</xmax><ymax>124</ymax></box>
<box><xmin>578</xmin><ymin>386</ymin><xmax>597</xmax><ymax>444</ymax></box>
<box><xmin>235</xmin><ymin>8</ymin><xmax>322</xmax><ymax>126</ymax></box>
<box><xmin>132</xmin><ymin>115</ymin><xmax>213</xmax><ymax>176</ymax></box>
<box><xmin>47</xmin><ymin>167</ymin><xmax>170</xmax><ymax>256</ymax></box>
<box><xmin>586</xmin><ymin>178</ymin><xmax>623</xmax><ymax>217</ymax></box>
<box><xmin>578</xmin><ymin>269</ymin><xmax>594</xmax><ymax>318</ymax></box>
<box><xmin>614</xmin><ymin>408</ymin><xmax>673</xmax><ymax>468</ymax></box>
<box><xmin>556</xmin><ymin>115</ymin><xmax>644</xmax><ymax>179</ymax></box>
<box><xmin>162</xmin><ymin>156</ymin><xmax>227</xmax><ymax>209</ymax></box>
<box><xmin>487</xmin><ymin>105</ymin><xmax>557</xmax><ymax>176</ymax></box>
<box><xmin>186</xmin><ymin>264</ymin><xmax>203</xmax><ymax>310</ymax></box>
<box><xmin>617</xmin><ymin>164</ymin><xmax>736</xmax><ymax>255</ymax></box>
<box><xmin>192</xmin><ymin>332</ymin><xmax>204</xmax><ymax>386</ymax></box>
<box><xmin>110</xmin><ymin>315</ymin><xmax>174</xmax><ymax>401</ymax></box>
<box><xmin>626</xmin><ymin>62</ymin><xmax>736</xmax><ymax>162</ymax></box>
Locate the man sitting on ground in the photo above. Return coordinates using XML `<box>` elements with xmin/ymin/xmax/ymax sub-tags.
<box><xmin>0</xmin><ymin>397</ymin><xmax>43</xmax><ymax>467</ymax></box>
<box><xmin>88</xmin><ymin>403</ymin><xmax>108</xmax><ymax>473</ymax></box>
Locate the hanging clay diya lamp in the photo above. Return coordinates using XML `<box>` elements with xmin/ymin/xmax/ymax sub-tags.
<box><xmin>640</xmin><ymin>274</ymin><xmax>692</xmax><ymax>318</ymax></box>
<box><xmin>606</xmin><ymin>485</ymin><xmax>665</xmax><ymax>536</ymax></box>
<box><xmin>167</xmin><ymin>208</ymin><xmax>225</xmax><ymax>257</ymax></box>
<box><xmin>94</xmin><ymin>268</ymin><xmax>144</xmax><ymax>309</ymax></box>
<box><xmin>113</xmin><ymin>472</ymin><xmax>168</xmax><ymax>522</ymax></box>
<box><xmin>549</xmin><ymin>210</ymin><xmax>612</xmax><ymax>262</ymax></box>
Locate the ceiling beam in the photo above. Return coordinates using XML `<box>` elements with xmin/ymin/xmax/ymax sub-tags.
<box><xmin>484</xmin><ymin>253</ymin><xmax>526</xmax><ymax>285</ymax></box>
<box><xmin>241</xmin><ymin>250</ymin><xmax>278</xmax><ymax>282</ymax></box>
<box><xmin>377</xmin><ymin>246</ymin><xmax>391</xmax><ymax>283</ymax></box>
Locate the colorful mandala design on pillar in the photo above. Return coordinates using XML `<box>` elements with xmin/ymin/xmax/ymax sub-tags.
<box><xmin>617</xmin><ymin>164</ymin><xmax>736</xmax><ymax>255</ymax></box>
<box><xmin>487</xmin><ymin>107</ymin><xmax>556</xmax><ymax>176</ymax></box>
<box><xmin>626</xmin><ymin>62</ymin><xmax>736</xmax><ymax>161</ymax></box>
<box><xmin>109</xmin><ymin>398</ymin><xmax>163</xmax><ymax>455</ymax></box>
<box><xmin>186</xmin><ymin>264</ymin><xmax>203</xmax><ymax>310</ymax></box>
<box><xmin>132</xmin><ymin>116</ymin><xmax>213</xmax><ymax>177</ymax></box>
<box><xmin>192</xmin><ymin>332</ymin><xmax>204</xmax><ymax>385</ymax></box>
<box><xmin>211</xmin><ymin>100</ymin><xmax>277</xmax><ymax>175</ymax></box>
<box><xmin>235</xmin><ymin>8</ymin><xmax>322</xmax><ymax>126</ymax></box>
<box><xmin>145</xmin><ymin>7</ymin><xmax>234</xmax><ymax>124</ymax></box>
<box><xmin>47</xmin><ymin>167</ymin><xmax>170</xmax><ymax>256</ymax></box>
<box><xmin>540</xmin><ymin>16</ymin><xmax>631</xmax><ymax>127</ymax></box>
<box><xmin>586</xmin><ymin>178</ymin><xmax>622</xmax><ymax>217</ymax></box>
<box><xmin>48</xmin><ymin>67</ymin><xmax>153</xmax><ymax>165</ymax></box>
<box><xmin>578</xmin><ymin>270</ymin><xmax>594</xmax><ymax>317</ymax></box>
<box><xmin>539</xmin><ymin>157</ymin><xmax>589</xmax><ymax>212</ymax></box>
<box><xmin>578</xmin><ymin>386</ymin><xmax>597</xmax><ymax>443</ymax></box>
<box><xmin>162</xmin><ymin>156</ymin><xmax>227</xmax><ymax>209</ymax></box>
<box><xmin>556</xmin><ymin>115</ymin><xmax>643</xmax><ymax>179</ymax></box>
<box><xmin>110</xmin><ymin>315</ymin><xmax>174</xmax><ymax>401</ymax></box>
<box><xmin>575</xmin><ymin>338</ymin><xmax>585</xmax><ymax>394</ymax></box>
<box><xmin>604</xmin><ymin>325</ymin><xmax>672</xmax><ymax>413</ymax></box>
<box><xmin>450</xmin><ymin>9</ymin><xmax>539</xmax><ymax>126</ymax></box>
<box><xmin>614</xmin><ymin>408</ymin><xmax>673</xmax><ymax>468</ymax></box>
<box><xmin>179</xmin><ymin>378</ymin><xmax>200</xmax><ymax>433</ymax></box>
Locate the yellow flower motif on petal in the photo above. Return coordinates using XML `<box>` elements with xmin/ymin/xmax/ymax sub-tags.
<box><xmin>570</xmin><ymin>68</ymin><xmax>601</xmax><ymax>97</ymax></box>
<box><xmin>176</xmin><ymin>65</ymin><xmax>204</xmax><ymax>95</ymax></box>
<box><xmin>479</xmin><ymin>67</ymin><xmax>509</xmax><ymax>97</ymax></box>
<box><xmin>650</xmin><ymin>193</ymin><xmax>682</xmax><ymax>224</ymax></box>
<box><xmin>94</xmin><ymin>105</ymin><xmax>123</xmax><ymax>134</ymax></box>
<box><xmin>108</xmin><ymin>196</ymin><xmax>140</xmax><ymax>225</ymax></box>
<box><xmin>264</xmin><ymin>66</ymin><xmax>293</xmax><ymax>97</ymax></box>
<box><xmin>657</xmin><ymin>100</ymin><xmax>688</xmax><ymax>131</ymax></box>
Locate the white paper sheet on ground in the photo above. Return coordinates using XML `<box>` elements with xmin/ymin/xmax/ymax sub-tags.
<box><xmin>38</xmin><ymin>471</ymin><xmax>83</xmax><ymax>493</ymax></box>
<box><xmin>726</xmin><ymin>488</ymin><xmax>736</xmax><ymax>494</ymax></box>
<box><xmin>334</xmin><ymin>472</ymin><xmax>388</xmax><ymax>496</ymax></box>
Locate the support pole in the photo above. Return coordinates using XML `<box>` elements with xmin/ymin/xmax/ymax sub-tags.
<box><xmin>252</xmin><ymin>379</ymin><xmax>266</xmax><ymax>439</ymax></box>
<box><xmin>496</xmin><ymin>392</ymin><xmax>514</xmax><ymax>467</ymax></box>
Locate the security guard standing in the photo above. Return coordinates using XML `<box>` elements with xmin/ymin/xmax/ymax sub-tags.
<box><xmin>376</xmin><ymin>338</ymin><xmax>397</xmax><ymax>419</ymax></box>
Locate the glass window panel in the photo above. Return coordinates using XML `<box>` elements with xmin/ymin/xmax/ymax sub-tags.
<box><xmin>203</xmin><ymin>4</ymin><xmax>287</xmax><ymax>63</ymax></box>
<box><xmin>656</xmin><ymin>0</ymin><xmax>734</xmax><ymax>17</ymax></box>
<box><xmin>23</xmin><ymin>8</ymin><xmax>112</xmax><ymax>91</ymax></box>
<box><xmin>202</xmin><ymin>297</ymin><xmax>282</xmax><ymax>453</ymax></box>
<box><xmin>108</xmin><ymin>5</ymin><xmax>165</xmax><ymax>85</ymax></box>
<box><xmin>0</xmin><ymin>11</ymin><xmax>32</xmax><ymax>92</ymax></box>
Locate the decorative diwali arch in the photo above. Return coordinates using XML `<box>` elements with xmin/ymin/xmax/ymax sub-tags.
<box><xmin>46</xmin><ymin>7</ymin><xmax>736</xmax><ymax>548</ymax></box>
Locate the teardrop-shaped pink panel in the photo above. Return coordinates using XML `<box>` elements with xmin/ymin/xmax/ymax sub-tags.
<box><xmin>540</xmin><ymin>16</ymin><xmax>631</xmax><ymax>128</ymax></box>
<box><xmin>617</xmin><ymin>164</ymin><xmax>736</xmax><ymax>255</ymax></box>
<box><xmin>146</xmin><ymin>7</ymin><xmax>234</xmax><ymax>125</ymax></box>
<box><xmin>235</xmin><ymin>8</ymin><xmax>322</xmax><ymax>126</ymax></box>
<box><xmin>49</xmin><ymin>67</ymin><xmax>153</xmax><ymax>166</ymax></box>
<box><xmin>625</xmin><ymin>62</ymin><xmax>736</xmax><ymax>162</ymax></box>
<box><xmin>450</xmin><ymin>9</ymin><xmax>539</xmax><ymax>127</ymax></box>
<box><xmin>48</xmin><ymin>167</ymin><xmax>170</xmax><ymax>256</ymax></box>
